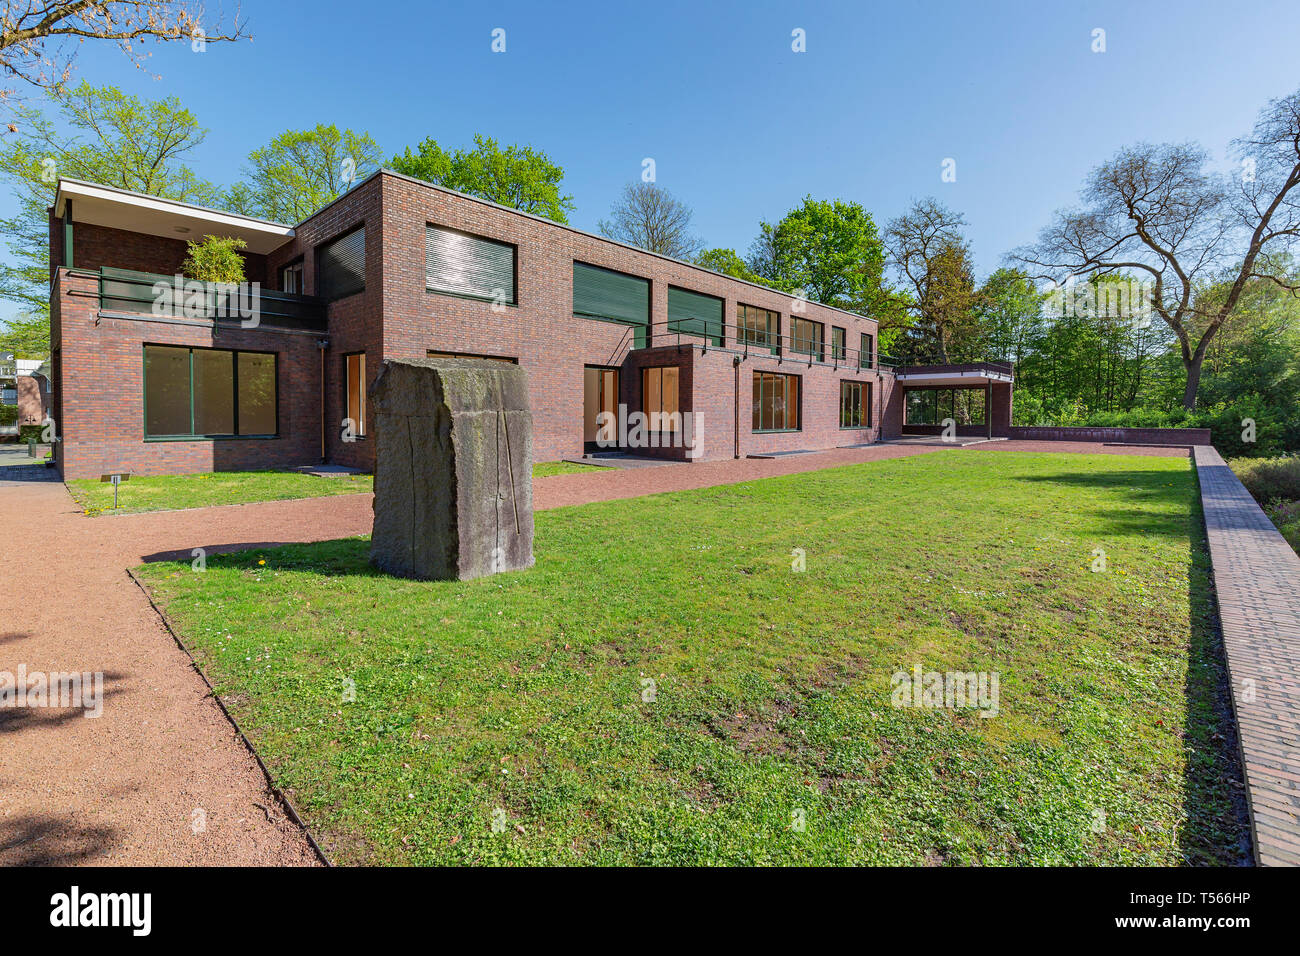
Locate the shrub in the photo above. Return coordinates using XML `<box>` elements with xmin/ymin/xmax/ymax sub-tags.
<box><xmin>0</xmin><ymin>405</ymin><xmax>16</xmax><ymax>425</ymax></box>
<box><xmin>181</xmin><ymin>235</ymin><xmax>248</xmax><ymax>284</ymax></box>
<box><xmin>1229</xmin><ymin>455</ymin><xmax>1300</xmax><ymax>505</ymax></box>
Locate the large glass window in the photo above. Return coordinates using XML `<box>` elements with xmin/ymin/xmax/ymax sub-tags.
<box><xmin>840</xmin><ymin>380</ymin><xmax>871</xmax><ymax>428</ymax></box>
<box><xmin>345</xmin><ymin>352</ymin><xmax>366</xmax><ymax>438</ymax></box>
<box><xmin>904</xmin><ymin>388</ymin><xmax>985</xmax><ymax>425</ymax></box>
<box><xmin>737</xmin><ymin>304</ymin><xmax>778</xmax><ymax>351</ymax></box>
<box><xmin>144</xmin><ymin>345</ymin><xmax>277</xmax><ymax>438</ymax></box>
<box><xmin>831</xmin><ymin>326</ymin><xmax>846</xmax><ymax>361</ymax></box>
<box><xmin>791</xmin><ymin>317</ymin><xmax>824</xmax><ymax>360</ymax></box>
<box><xmin>859</xmin><ymin>332</ymin><xmax>875</xmax><ymax>368</ymax></box>
<box><xmin>642</xmin><ymin>366</ymin><xmax>680</xmax><ymax>432</ymax></box>
<box><xmin>752</xmin><ymin>371</ymin><xmax>800</xmax><ymax>431</ymax></box>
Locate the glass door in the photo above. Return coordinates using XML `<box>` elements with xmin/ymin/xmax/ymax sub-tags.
<box><xmin>583</xmin><ymin>366</ymin><xmax>619</xmax><ymax>451</ymax></box>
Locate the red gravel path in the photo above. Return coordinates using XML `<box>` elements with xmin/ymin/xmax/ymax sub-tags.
<box><xmin>0</xmin><ymin>439</ymin><xmax>1188</xmax><ymax>865</ymax></box>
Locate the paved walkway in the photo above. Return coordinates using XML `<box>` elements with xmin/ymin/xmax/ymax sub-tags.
<box><xmin>0</xmin><ymin>439</ymin><xmax>1191</xmax><ymax>865</ymax></box>
<box><xmin>1193</xmin><ymin>446</ymin><xmax>1300</xmax><ymax>866</ymax></box>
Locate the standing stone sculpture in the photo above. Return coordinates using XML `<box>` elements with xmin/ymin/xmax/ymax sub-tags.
<box><xmin>369</xmin><ymin>357</ymin><xmax>534</xmax><ymax>580</ymax></box>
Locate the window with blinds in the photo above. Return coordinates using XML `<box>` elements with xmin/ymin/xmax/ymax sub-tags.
<box><xmin>573</xmin><ymin>262</ymin><xmax>650</xmax><ymax>346</ymax></box>
<box><xmin>317</xmin><ymin>227</ymin><xmax>365</xmax><ymax>301</ymax></box>
<box><xmin>667</xmin><ymin>286</ymin><xmax>723</xmax><ymax>346</ymax></box>
<box><xmin>426</xmin><ymin>225</ymin><xmax>516</xmax><ymax>304</ymax></box>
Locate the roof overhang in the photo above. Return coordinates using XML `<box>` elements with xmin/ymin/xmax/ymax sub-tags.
<box><xmin>895</xmin><ymin>369</ymin><xmax>1014</xmax><ymax>387</ymax></box>
<box><xmin>54</xmin><ymin>179</ymin><xmax>295</xmax><ymax>255</ymax></box>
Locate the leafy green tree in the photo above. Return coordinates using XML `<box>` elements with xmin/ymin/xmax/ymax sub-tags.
<box><xmin>0</xmin><ymin>82</ymin><xmax>218</xmax><ymax>313</ymax></box>
<box><xmin>696</xmin><ymin>247</ymin><xmax>765</xmax><ymax>284</ymax></box>
<box><xmin>181</xmin><ymin>236</ymin><xmax>247</xmax><ymax>283</ymax></box>
<box><xmin>226</xmin><ymin>124</ymin><xmax>383</xmax><ymax>224</ymax></box>
<box><xmin>391</xmin><ymin>134</ymin><xmax>574</xmax><ymax>223</ymax></box>
<box><xmin>0</xmin><ymin>312</ymin><xmax>50</xmax><ymax>357</ymax></box>
<box><xmin>752</xmin><ymin>196</ymin><xmax>888</xmax><ymax>314</ymax></box>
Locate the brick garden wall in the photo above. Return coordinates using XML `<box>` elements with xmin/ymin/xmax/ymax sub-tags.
<box><xmin>1008</xmin><ymin>425</ymin><xmax>1211</xmax><ymax>446</ymax></box>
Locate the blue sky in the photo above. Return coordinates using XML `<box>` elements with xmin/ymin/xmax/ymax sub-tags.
<box><xmin>7</xmin><ymin>0</ymin><xmax>1300</xmax><ymax>323</ymax></box>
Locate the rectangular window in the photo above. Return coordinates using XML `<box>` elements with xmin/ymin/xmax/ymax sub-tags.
<box><xmin>317</xmin><ymin>226</ymin><xmax>365</xmax><ymax>301</ymax></box>
<box><xmin>752</xmin><ymin>371</ymin><xmax>800</xmax><ymax>432</ymax></box>
<box><xmin>143</xmin><ymin>345</ymin><xmax>277</xmax><ymax>438</ymax></box>
<box><xmin>642</xmin><ymin>366</ymin><xmax>680</xmax><ymax>432</ymax></box>
<box><xmin>426</xmin><ymin>224</ymin><xmax>516</xmax><ymax>304</ymax></box>
<box><xmin>831</xmin><ymin>326</ymin><xmax>846</xmax><ymax>361</ymax></box>
<box><xmin>859</xmin><ymin>332</ymin><xmax>875</xmax><ymax>368</ymax></box>
<box><xmin>345</xmin><ymin>352</ymin><xmax>366</xmax><ymax>438</ymax></box>
<box><xmin>791</xmin><ymin>317</ymin><xmax>824</xmax><ymax>361</ymax></box>
<box><xmin>280</xmin><ymin>261</ymin><xmax>304</xmax><ymax>294</ymax></box>
<box><xmin>573</xmin><ymin>261</ymin><xmax>650</xmax><ymax>347</ymax></box>
<box><xmin>667</xmin><ymin>286</ymin><xmax>723</xmax><ymax>346</ymax></box>
<box><xmin>738</xmin><ymin>304</ymin><xmax>778</xmax><ymax>352</ymax></box>
<box><xmin>840</xmin><ymin>381</ymin><xmax>871</xmax><ymax>428</ymax></box>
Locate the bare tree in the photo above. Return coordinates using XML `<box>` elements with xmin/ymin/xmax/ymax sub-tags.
<box><xmin>597</xmin><ymin>182</ymin><xmax>701</xmax><ymax>260</ymax></box>
<box><xmin>0</xmin><ymin>1</ymin><xmax>248</xmax><ymax>100</ymax></box>
<box><xmin>885</xmin><ymin>198</ymin><xmax>981</xmax><ymax>362</ymax></box>
<box><xmin>1013</xmin><ymin>87</ymin><xmax>1300</xmax><ymax>409</ymax></box>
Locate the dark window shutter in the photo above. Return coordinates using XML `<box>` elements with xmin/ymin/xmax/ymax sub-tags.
<box><xmin>426</xmin><ymin>226</ymin><xmax>516</xmax><ymax>303</ymax></box>
<box><xmin>667</xmin><ymin>286</ymin><xmax>724</xmax><ymax>346</ymax></box>
<box><xmin>573</xmin><ymin>262</ymin><xmax>649</xmax><ymax>329</ymax></box>
<box><xmin>318</xmin><ymin>227</ymin><xmax>365</xmax><ymax>301</ymax></box>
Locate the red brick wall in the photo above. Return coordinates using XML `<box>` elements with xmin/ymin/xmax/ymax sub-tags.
<box><xmin>369</xmin><ymin>171</ymin><xmax>883</xmax><ymax>463</ymax></box>
<box><xmin>51</xmin><ymin>212</ymin><xmax>268</xmax><ymax>283</ymax></box>
<box><xmin>16</xmin><ymin>375</ymin><xmax>47</xmax><ymax>426</ymax></box>
<box><xmin>53</xmin><ymin>268</ymin><xmax>322</xmax><ymax>479</ymax></box>
<box><xmin>1008</xmin><ymin>425</ymin><xmax>1211</xmax><ymax>446</ymax></box>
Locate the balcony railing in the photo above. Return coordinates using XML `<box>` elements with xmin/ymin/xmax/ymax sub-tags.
<box><xmin>95</xmin><ymin>266</ymin><xmax>327</xmax><ymax>332</ymax></box>
<box><xmin>635</xmin><ymin>318</ymin><xmax>891</xmax><ymax>370</ymax></box>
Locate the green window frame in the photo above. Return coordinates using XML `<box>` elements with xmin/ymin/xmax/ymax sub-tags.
<box><xmin>791</xmin><ymin>317</ymin><xmax>824</xmax><ymax>361</ymax></box>
<box><xmin>667</xmin><ymin>286</ymin><xmax>724</xmax><ymax>346</ymax></box>
<box><xmin>573</xmin><ymin>261</ymin><xmax>649</xmax><ymax>348</ymax></box>
<box><xmin>859</xmin><ymin>332</ymin><xmax>875</xmax><ymax>368</ymax></box>
<box><xmin>752</xmin><ymin>371</ymin><xmax>801</xmax><ymax>432</ymax></box>
<box><xmin>831</xmin><ymin>326</ymin><xmax>846</xmax><ymax>361</ymax></box>
<box><xmin>738</xmin><ymin>304</ymin><xmax>779</xmax><ymax>352</ymax></box>
<box><xmin>143</xmin><ymin>344</ymin><xmax>278</xmax><ymax>439</ymax></box>
<box><xmin>426</xmin><ymin>224</ymin><xmax>517</xmax><ymax>304</ymax></box>
<box><xmin>317</xmin><ymin>226</ymin><xmax>365</xmax><ymax>301</ymax></box>
<box><xmin>840</xmin><ymin>380</ymin><xmax>871</xmax><ymax>428</ymax></box>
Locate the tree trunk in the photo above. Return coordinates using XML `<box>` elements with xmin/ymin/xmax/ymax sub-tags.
<box><xmin>1181</xmin><ymin>351</ymin><xmax>1204</xmax><ymax>410</ymax></box>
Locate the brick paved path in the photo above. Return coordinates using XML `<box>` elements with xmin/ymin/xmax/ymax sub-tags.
<box><xmin>1193</xmin><ymin>445</ymin><xmax>1300</xmax><ymax>866</ymax></box>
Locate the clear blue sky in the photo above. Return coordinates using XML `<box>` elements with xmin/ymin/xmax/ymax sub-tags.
<box><xmin>7</xmin><ymin>0</ymin><xmax>1300</xmax><ymax>323</ymax></box>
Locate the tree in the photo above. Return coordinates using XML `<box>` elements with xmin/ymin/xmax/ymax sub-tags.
<box><xmin>0</xmin><ymin>1</ymin><xmax>248</xmax><ymax>101</ymax></box>
<box><xmin>1014</xmin><ymin>87</ymin><xmax>1300</xmax><ymax>409</ymax></box>
<box><xmin>180</xmin><ymin>235</ymin><xmax>247</xmax><ymax>283</ymax></box>
<box><xmin>0</xmin><ymin>82</ymin><xmax>217</xmax><ymax>311</ymax></box>
<box><xmin>753</xmin><ymin>196</ymin><xmax>889</xmax><ymax>314</ymax></box>
<box><xmin>226</xmin><ymin>124</ymin><xmax>383</xmax><ymax>224</ymax></box>
<box><xmin>885</xmin><ymin>199</ymin><xmax>982</xmax><ymax>362</ymax></box>
<box><xmin>696</xmin><ymin>247</ymin><xmax>765</xmax><ymax>284</ymax></box>
<box><xmin>596</xmin><ymin>182</ymin><xmax>700</xmax><ymax>259</ymax></box>
<box><xmin>391</xmin><ymin>133</ymin><xmax>574</xmax><ymax>223</ymax></box>
<box><xmin>0</xmin><ymin>311</ymin><xmax>49</xmax><ymax>356</ymax></box>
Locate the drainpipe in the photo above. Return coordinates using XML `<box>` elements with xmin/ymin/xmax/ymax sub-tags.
<box><xmin>317</xmin><ymin>338</ymin><xmax>329</xmax><ymax>463</ymax></box>
<box><xmin>733</xmin><ymin>354</ymin><xmax>742</xmax><ymax>459</ymax></box>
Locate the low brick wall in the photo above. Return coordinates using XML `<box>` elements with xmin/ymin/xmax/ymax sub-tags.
<box><xmin>1008</xmin><ymin>425</ymin><xmax>1212</xmax><ymax>446</ymax></box>
<box><xmin>1193</xmin><ymin>445</ymin><xmax>1300</xmax><ymax>866</ymax></box>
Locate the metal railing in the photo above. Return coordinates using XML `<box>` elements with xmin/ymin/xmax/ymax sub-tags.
<box><xmin>622</xmin><ymin>318</ymin><xmax>891</xmax><ymax>371</ymax></box>
<box><xmin>96</xmin><ymin>266</ymin><xmax>327</xmax><ymax>331</ymax></box>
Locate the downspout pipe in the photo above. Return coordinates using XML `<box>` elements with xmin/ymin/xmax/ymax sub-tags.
<box><xmin>733</xmin><ymin>354</ymin><xmax>742</xmax><ymax>459</ymax></box>
<box><xmin>317</xmin><ymin>338</ymin><xmax>329</xmax><ymax>464</ymax></box>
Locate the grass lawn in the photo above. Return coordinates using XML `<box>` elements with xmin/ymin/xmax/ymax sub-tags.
<box><xmin>67</xmin><ymin>470</ymin><xmax>373</xmax><ymax>515</ymax></box>
<box><xmin>135</xmin><ymin>451</ymin><xmax>1248</xmax><ymax>865</ymax></box>
<box><xmin>532</xmin><ymin>460</ymin><xmax>607</xmax><ymax>478</ymax></box>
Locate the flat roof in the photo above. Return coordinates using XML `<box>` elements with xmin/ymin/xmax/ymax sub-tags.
<box><xmin>54</xmin><ymin>179</ymin><xmax>295</xmax><ymax>255</ymax></box>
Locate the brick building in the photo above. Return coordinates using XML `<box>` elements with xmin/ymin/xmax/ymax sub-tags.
<box><xmin>48</xmin><ymin>173</ymin><xmax>1013</xmax><ymax>479</ymax></box>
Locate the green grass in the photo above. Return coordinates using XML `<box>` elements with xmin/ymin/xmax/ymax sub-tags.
<box><xmin>533</xmin><ymin>460</ymin><xmax>606</xmax><ymax>478</ymax></box>
<box><xmin>135</xmin><ymin>451</ymin><xmax>1247</xmax><ymax>865</ymax></box>
<box><xmin>67</xmin><ymin>470</ymin><xmax>373</xmax><ymax>515</ymax></box>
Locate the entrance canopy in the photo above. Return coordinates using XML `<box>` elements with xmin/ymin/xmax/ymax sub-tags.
<box><xmin>894</xmin><ymin>362</ymin><xmax>1014</xmax><ymax>387</ymax></box>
